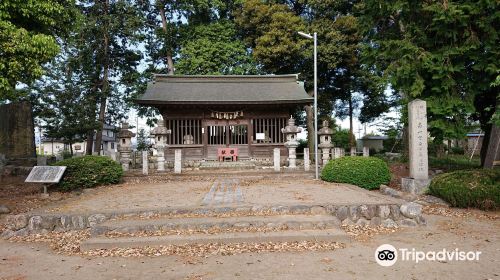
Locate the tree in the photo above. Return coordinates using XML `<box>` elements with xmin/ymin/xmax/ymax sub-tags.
<box><xmin>358</xmin><ymin>0</ymin><xmax>499</xmax><ymax>166</ymax></box>
<box><xmin>30</xmin><ymin>45</ymin><xmax>98</xmax><ymax>156</ymax></box>
<box><xmin>332</xmin><ymin>128</ymin><xmax>356</xmax><ymax>150</ymax></box>
<box><xmin>74</xmin><ymin>0</ymin><xmax>143</xmax><ymax>155</ymax></box>
<box><xmin>235</xmin><ymin>0</ymin><xmax>384</xmax><ymax>156</ymax></box>
<box><xmin>136</xmin><ymin>129</ymin><xmax>150</xmax><ymax>151</ymax></box>
<box><xmin>176</xmin><ymin>21</ymin><xmax>259</xmax><ymax>75</ymax></box>
<box><xmin>0</xmin><ymin>0</ymin><xmax>77</xmax><ymax>102</ymax></box>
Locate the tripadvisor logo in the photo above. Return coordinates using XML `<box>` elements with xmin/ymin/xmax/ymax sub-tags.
<box><xmin>375</xmin><ymin>244</ymin><xmax>397</xmax><ymax>266</ymax></box>
<box><xmin>375</xmin><ymin>244</ymin><xmax>482</xmax><ymax>266</ymax></box>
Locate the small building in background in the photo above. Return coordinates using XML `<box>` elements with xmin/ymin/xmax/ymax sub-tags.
<box><xmin>466</xmin><ymin>131</ymin><xmax>484</xmax><ymax>156</ymax></box>
<box><xmin>357</xmin><ymin>135</ymin><xmax>388</xmax><ymax>152</ymax></box>
<box><xmin>40</xmin><ymin>124</ymin><xmax>118</xmax><ymax>156</ymax></box>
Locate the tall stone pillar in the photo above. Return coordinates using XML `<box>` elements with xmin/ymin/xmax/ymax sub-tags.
<box><xmin>117</xmin><ymin>122</ymin><xmax>135</xmax><ymax>171</ymax></box>
<box><xmin>151</xmin><ymin>119</ymin><xmax>171</xmax><ymax>172</ymax></box>
<box><xmin>304</xmin><ymin>148</ymin><xmax>310</xmax><ymax>171</ymax></box>
<box><xmin>350</xmin><ymin>147</ymin><xmax>356</xmax><ymax>156</ymax></box>
<box><xmin>281</xmin><ymin>117</ymin><xmax>302</xmax><ymax>168</ymax></box>
<box><xmin>318</xmin><ymin>120</ymin><xmax>334</xmax><ymax>165</ymax></box>
<box><xmin>402</xmin><ymin>99</ymin><xmax>430</xmax><ymax>194</ymax></box>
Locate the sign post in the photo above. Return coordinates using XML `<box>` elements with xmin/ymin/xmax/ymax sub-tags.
<box><xmin>25</xmin><ymin>166</ymin><xmax>66</xmax><ymax>197</ymax></box>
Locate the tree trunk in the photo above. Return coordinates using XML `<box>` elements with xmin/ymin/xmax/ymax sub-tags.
<box><xmin>480</xmin><ymin>96</ymin><xmax>498</xmax><ymax>167</ymax></box>
<box><xmin>94</xmin><ymin>0</ymin><xmax>110</xmax><ymax>155</ymax></box>
<box><xmin>86</xmin><ymin>131</ymin><xmax>94</xmax><ymax>155</ymax></box>
<box><xmin>402</xmin><ymin>125</ymin><xmax>409</xmax><ymax>160</ymax></box>
<box><xmin>305</xmin><ymin>104</ymin><xmax>314</xmax><ymax>160</ymax></box>
<box><xmin>480</xmin><ymin>123</ymin><xmax>492</xmax><ymax>166</ymax></box>
<box><xmin>348</xmin><ymin>92</ymin><xmax>355</xmax><ymax>147</ymax></box>
<box><xmin>69</xmin><ymin>140</ymin><xmax>74</xmax><ymax>156</ymax></box>
<box><xmin>159</xmin><ymin>6</ymin><xmax>174</xmax><ymax>75</ymax></box>
<box><xmin>483</xmin><ymin>124</ymin><xmax>500</xmax><ymax>168</ymax></box>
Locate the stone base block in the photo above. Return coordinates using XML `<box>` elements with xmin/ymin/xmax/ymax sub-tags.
<box><xmin>401</xmin><ymin>177</ymin><xmax>431</xmax><ymax>195</ymax></box>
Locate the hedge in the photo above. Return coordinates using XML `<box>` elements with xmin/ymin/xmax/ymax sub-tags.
<box><xmin>429</xmin><ymin>169</ymin><xmax>500</xmax><ymax>210</ymax></box>
<box><xmin>321</xmin><ymin>156</ymin><xmax>391</xmax><ymax>190</ymax></box>
<box><xmin>53</xmin><ymin>155</ymin><xmax>123</xmax><ymax>191</ymax></box>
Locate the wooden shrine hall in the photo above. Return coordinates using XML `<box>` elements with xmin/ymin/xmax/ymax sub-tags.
<box><xmin>136</xmin><ymin>74</ymin><xmax>313</xmax><ymax>161</ymax></box>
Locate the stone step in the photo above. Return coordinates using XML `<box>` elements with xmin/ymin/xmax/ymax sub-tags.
<box><xmin>81</xmin><ymin>228</ymin><xmax>350</xmax><ymax>251</ymax></box>
<box><xmin>91</xmin><ymin>214</ymin><xmax>341</xmax><ymax>236</ymax></box>
<box><xmin>199</xmin><ymin>161</ymin><xmax>257</xmax><ymax>170</ymax></box>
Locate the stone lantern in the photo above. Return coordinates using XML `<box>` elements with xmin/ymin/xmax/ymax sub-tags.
<box><xmin>318</xmin><ymin>120</ymin><xmax>334</xmax><ymax>165</ymax></box>
<box><xmin>117</xmin><ymin>122</ymin><xmax>135</xmax><ymax>171</ymax></box>
<box><xmin>151</xmin><ymin>119</ymin><xmax>171</xmax><ymax>172</ymax></box>
<box><xmin>281</xmin><ymin>116</ymin><xmax>302</xmax><ymax>168</ymax></box>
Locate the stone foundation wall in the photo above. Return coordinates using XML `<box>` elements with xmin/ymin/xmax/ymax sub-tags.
<box><xmin>1</xmin><ymin>202</ymin><xmax>425</xmax><ymax>238</ymax></box>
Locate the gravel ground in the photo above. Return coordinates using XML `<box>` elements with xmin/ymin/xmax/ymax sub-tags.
<box><xmin>38</xmin><ymin>178</ymin><xmax>400</xmax><ymax>214</ymax></box>
<box><xmin>1</xmin><ymin>209</ymin><xmax>498</xmax><ymax>280</ymax></box>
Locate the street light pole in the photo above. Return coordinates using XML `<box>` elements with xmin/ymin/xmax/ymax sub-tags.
<box><xmin>298</xmin><ymin>31</ymin><xmax>319</xmax><ymax>180</ymax></box>
<box><xmin>313</xmin><ymin>32</ymin><xmax>318</xmax><ymax>180</ymax></box>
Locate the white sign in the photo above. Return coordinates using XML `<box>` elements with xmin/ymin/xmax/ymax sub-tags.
<box><xmin>256</xmin><ymin>133</ymin><xmax>265</xmax><ymax>140</ymax></box>
<box><xmin>25</xmin><ymin>166</ymin><xmax>67</xmax><ymax>183</ymax></box>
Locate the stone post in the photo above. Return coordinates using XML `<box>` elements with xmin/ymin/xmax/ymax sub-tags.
<box><xmin>142</xmin><ymin>151</ymin><xmax>148</xmax><ymax>175</ymax></box>
<box><xmin>117</xmin><ymin>122</ymin><xmax>135</xmax><ymax>171</ymax></box>
<box><xmin>174</xmin><ymin>149</ymin><xmax>182</xmax><ymax>174</ymax></box>
<box><xmin>273</xmin><ymin>148</ymin><xmax>280</xmax><ymax>172</ymax></box>
<box><xmin>402</xmin><ymin>99</ymin><xmax>430</xmax><ymax>194</ymax></box>
<box><xmin>363</xmin><ymin>147</ymin><xmax>369</xmax><ymax>157</ymax></box>
<box><xmin>304</xmin><ymin>148</ymin><xmax>310</xmax><ymax>171</ymax></box>
<box><xmin>350</xmin><ymin>147</ymin><xmax>356</xmax><ymax>156</ymax></box>
<box><xmin>37</xmin><ymin>156</ymin><xmax>47</xmax><ymax>166</ymax></box>
<box><xmin>151</xmin><ymin>119</ymin><xmax>171</xmax><ymax>173</ymax></box>
<box><xmin>110</xmin><ymin>151</ymin><xmax>117</xmax><ymax>162</ymax></box>
<box><xmin>332</xmin><ymin>148</ymin><xmax>339</xmax><ymax>159</ymax></box>
<box><xmin>281</xmin><ymin>117</ymin><xmax>302</xmax><ymax>169</ymax></box>
<box><xmin>318</xmin><ymin>120</ymin><xmax>334</xmax><ymax>165</ymax></box>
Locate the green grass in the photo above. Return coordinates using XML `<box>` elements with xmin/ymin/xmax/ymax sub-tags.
<box><xmin>429</xmin><ymin>169</ymin><xmax>500</xmax><ymax>210</ymax></box>
<box><xmin>429</xmin><ymin>155</ymin><xmax>481</xmax><ymax>171</ymax></box>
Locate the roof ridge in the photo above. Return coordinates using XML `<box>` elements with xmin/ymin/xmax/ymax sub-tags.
<box><xmin>153</xmin><ymin>74</ymin><xmax>300</xmax><ymax>83</ymax></box>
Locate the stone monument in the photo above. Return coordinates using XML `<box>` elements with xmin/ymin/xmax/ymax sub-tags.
<box><xmin>281</xmin><ymin>117</ymin><xmax>302</xmax><ymax>168</ymax></box>
<box><xmin>117</xmin><ymin>122</ymin><xmax>135</xmax><ymax>171</ymax></box>
<box><xmin>151</xmin><ymin>119</ymin><xmax>171</xmax><ymax>172</ymax></box>
<box><xmin>350</xmin><ymin>147</ymin><xmax>356</xmax><ymax>156</ymax></box>
<box><xmin>0</xmin><ymin>102</ymin><xmax>36</xmax><ymax>166</ymax></box>
<box><xmin>402</xmin><ymin>99</ymin><xmax>430</xmax><ymax>194</ymax></box>
<box><xmin>318</xmin><ymin>120</ymin><xmax>334</xmax><ymax>165</ymax></box>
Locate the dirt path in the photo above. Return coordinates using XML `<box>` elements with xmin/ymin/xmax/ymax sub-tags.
<box><xmin>1</xmin><ymin>214</ymin><xmax>498</xmax><ymax>280</ymax></box>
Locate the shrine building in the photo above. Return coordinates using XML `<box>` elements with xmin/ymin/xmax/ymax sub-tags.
<box><xmin>136</xmin><ymin>74</ymin><xmax>312</xmax><ymax>161</ymax></box>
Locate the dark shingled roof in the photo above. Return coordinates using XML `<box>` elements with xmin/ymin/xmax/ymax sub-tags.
<box><xmin>136</xmin><ymin>74</ymin><xmax>313</xmax><ymax>105</ymax></box>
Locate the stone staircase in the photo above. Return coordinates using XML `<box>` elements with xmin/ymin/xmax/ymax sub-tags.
<box><xmin>81</xmin><ymin>213</ymin><xmax>350</xmax><ymax>251</ymax></box>
<box><xmin>199</xmin><ymin>161</ymin><xmax>257</xmax><ymax>170</ymax></box>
